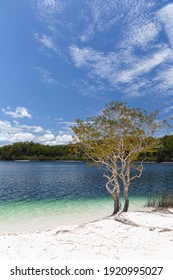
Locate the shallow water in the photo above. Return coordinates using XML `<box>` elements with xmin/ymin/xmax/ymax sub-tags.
<box><xmin>0</xmin><ymin>197</ymin><xmax>146</xmax><ymax>234</ymax></box>
<box><xmin>0</xmin><ymin>162</ymin><xmax>172</xmax><ymax>234</ymax></box>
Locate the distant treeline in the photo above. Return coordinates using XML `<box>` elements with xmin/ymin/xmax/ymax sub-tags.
<box><xmin>0</xmin><ymin>134</ymin><xmax>173</xmax><ymax>162</ymax></box>
<box><xmin>0</xmin><ymin>142</ymin><xmax>83</xmax><ymax>161</ymax></box>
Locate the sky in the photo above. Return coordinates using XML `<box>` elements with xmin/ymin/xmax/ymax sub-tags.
<box><xmin>0</xmin><ymin>0</ymin><xmax>173</xmax><ymax>146</ymax></box>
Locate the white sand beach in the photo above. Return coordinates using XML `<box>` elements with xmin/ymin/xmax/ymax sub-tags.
<box><xmin>0</xmin><ymin>209</ymin><xmax>173</xmax><ymax>260</ymax></box>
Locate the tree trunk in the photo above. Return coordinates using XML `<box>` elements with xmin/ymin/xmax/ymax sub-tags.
<box><xmin>111</xmin><ymin>192</ymin><xmax>120</xmax><ymax>215</ymax></box>
<box><xmin>123</xmin><ymin>186</ymin><xmax>129</xmax><ymax>212</ymax></box>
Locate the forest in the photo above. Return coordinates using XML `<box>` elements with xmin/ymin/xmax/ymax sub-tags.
<box><xmin>0</xmin><ymin>134</ymin><xmax>173</xmax><ymax>162</ymax></box>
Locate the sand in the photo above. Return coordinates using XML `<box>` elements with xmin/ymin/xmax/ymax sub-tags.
<box><xmin>0</xmin><ymin>209</ymin><xmax>173</xmax><ymax>260</ymax></box>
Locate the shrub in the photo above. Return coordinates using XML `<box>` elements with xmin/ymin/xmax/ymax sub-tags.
<box><xmin>146</xmin><ymin>191</ymin><xmax>173</xmax><ymax>208</ymax></box>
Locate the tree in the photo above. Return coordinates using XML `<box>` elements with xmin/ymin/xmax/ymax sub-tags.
<box><xmin>157</xmin><ymin>135</ymin><xmax>173</xmax><ymax>162</ymax></box>
<box><xmin>72</xmin><ymin>101</ymin><xmax>168</xmax><ymax>214</ymax></box>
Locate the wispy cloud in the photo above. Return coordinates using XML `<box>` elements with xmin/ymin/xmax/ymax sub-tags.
<box><xmin>71</xmin><ymin>78</ymin><xmax>107</xmax><ymax>98</ymax></box>
<box><xmin>19</xmin><ymin>125</ymin><xmax>44</xmax><ymax>133</ymax></box>
<box><xmin>31</xmin><ymin>0</ymin><xmax>173</xmax><ymax>100</ymax></box>
<box><xmin>34</xmin><ymin>32</ymin><xmax>59</xmax><ymax>53</ymax></box>
<box><xmin>156</xmin><ymin>65</ymin><xmax>173</xmax><ymax>93</ymax></box>
<box><xmin>124</xmin><ymin>21</ymin><xmax>160</xmax><ymax>49</ymax></box>
<box><xmin>69</xmin><ymin>44</ymin><xmax>173</xmax><ymax>95</ymax></box>
<box><xmin>78</xmin><ymin>0</ymin><xmax>158</xmax><ymax>44</ymax></box>
<box><xmin>163</xmin><ymin>106</ymin><xmax>173</xmax><ymax>114</ymax></box>
<box><xmin>120</xmin><ymin>1</ymin><xmax>161</xmax><ymax>48</ymax></box>
<box><xmin>2</xmin><ymin>107</ymin><xmax>32</xmax><ymax>119</ymax></box>
<box><xmin>35</xmin><ymin>66</ymin><xmax>57</xmax><ymax>85</ymax></box>
<box><xmin>31</xmin><ymin>0</ymin><xmax>170</xmax><ymax>49</ymax></box>
<box><xmin>119</xmin><ymin>48</ymin><xmax>172</xmax><ymax>83</ymax></box>
<box><xmin>58</xmin><ymin>121</ymin><xmax>76</xmax><ymax>126</ymax></box>
<box><xmin>158</xmin><ymin>4</ymin><xmax>173</xmax><ymax>48</ymax></box>
<box><xmin>31</xmin><ymin>0</ymin><xmax>66</xmax><ymax>20</ymax></box>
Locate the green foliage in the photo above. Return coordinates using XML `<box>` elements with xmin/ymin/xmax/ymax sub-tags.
<box><xmin>146</xmin><ymin>191</ymin><xmax>173</xmax><ymax>208</ymax></box>
<box><xmin>72</xmin><ymin>101</ymin><xmax>170</xmax><ymax>213</ymax></box>
<box><xmin>0</xmin><ymin>135</ymin><xmax>173</xmax><ymax>162</ymax></box>
<box><xmin>0</xmin><ymin>142</ymin><xmax>83</xmax><ymax>161</ymax></box>
<box><xmin>72</xmin><ymin>101</ymin><xmax>164</xmax><ymax>164</ymax></box>
<box><xmin>156</xmin><ymin>135</ymin><xmax>173</xmax><ymax>162</ymax></box>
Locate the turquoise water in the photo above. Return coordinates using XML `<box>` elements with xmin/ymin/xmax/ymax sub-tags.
<box><xmin>0</xmin><ymin>162</ymin><xmax>173</xmax><ymax>234</ymax></box>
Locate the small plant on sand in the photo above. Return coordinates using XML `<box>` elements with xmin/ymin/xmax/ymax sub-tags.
<box><xmin>146</xmin><ymin>191</ymin><xmax>173</xmax><ymax>208</ymax></box>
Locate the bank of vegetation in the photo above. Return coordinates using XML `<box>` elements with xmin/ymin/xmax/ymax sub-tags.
<box><xmin>0</xmin><ymin>141</ymin><xmax>83</xmax><ymax>161</ymax></box>
<box><xmin>0</xmin><ymin>134</ymin><xmax>173</xmax><ymax>162</ymax></box>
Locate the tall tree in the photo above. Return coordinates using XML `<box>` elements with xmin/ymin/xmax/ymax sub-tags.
<box><xmin>72</xmin><ymin>101</ymin><xmax>168</xmax><ymax>214</ymax></box>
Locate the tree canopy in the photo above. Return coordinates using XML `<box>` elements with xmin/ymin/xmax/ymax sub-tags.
<box><xmin>72</xmin><ymin>101</ymin><xmax>169</xmax><ymax>213</ymax></box>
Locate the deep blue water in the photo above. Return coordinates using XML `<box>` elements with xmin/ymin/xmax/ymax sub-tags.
<box><xmin>0</xmin><ymin>162</ymin><xmax>173</xmax><ymax>203</ymax></box>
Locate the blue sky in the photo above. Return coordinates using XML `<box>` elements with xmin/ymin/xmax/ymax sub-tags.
<box><xmin>0</xmin><ymin>0</ymin><xmax>173</xmax><ymax>146</ymax></box>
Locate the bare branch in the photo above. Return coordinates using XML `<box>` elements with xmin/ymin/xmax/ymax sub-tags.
<box><xmin>130</xmin><ymin>163</ymin><xmax>144</xmax><ymax>181</ymax></box>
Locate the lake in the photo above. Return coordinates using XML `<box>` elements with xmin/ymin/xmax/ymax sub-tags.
<box><xmin>0</xmin><ymin>162</ymin><xmax>173</xmax><ymax>234</ymax></box>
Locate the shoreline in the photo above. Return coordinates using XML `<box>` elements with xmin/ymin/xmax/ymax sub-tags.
<box><xmin>0</xmin><ymin>159</ymin><xmax>173</xmax><ymax>163</ymax></box>
<box><xmin>0</xmin><ymin>199</ymin><xmax>151</xmax><ymax>235</ymax></box>
<box><xmin>0</xmin><ymin>210</ymin><xmax>173</xmax><ymax>260</ymax></box>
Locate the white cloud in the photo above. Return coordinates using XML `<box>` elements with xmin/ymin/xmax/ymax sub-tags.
<box><xmin>31</xmin><ymin>0</ymin><xmax>162</xmax><ymax>51</ymax></box>
<box><xmin>125</xmin><ymin>21</ymin><xmax>160</xmax><ymax>48</ymax></box>
<box><xmin>119</xmin><ymin>48</ymin><xmax>172</xmax><ymax>83</ymax></box>
<box><xmin>2</xmin><ymin>107</ymin><xmax>32</xmax><ymax>119</ymax></box>
<box><xmin>31</xmin><ymin>0</ymin><xmax>173</xmax><ymax>100</ymax></box>
<box><xmin>69</xmin><ymin>45</ymin><xmax>104</xmax><ymax>68</ymax></box>
<box><xmin>0</xmin><ymin>120</ymin><xmax>20</xmax><ymax>133</ymax></box>
<box><xmin>38</xmin><ymin>133</ymin><xmax>72</xmax><ymax>145</ymax></box>
<box><xmin>35</xmin><ymin>67</ymin><xmax>57</xmax><ymax>84</ymax></box>
<box><xmin>58</xmin><ymin>121</ymin><xmax>76</xmax><ymax>126</ymax></box>
<box><xmin>42</xmin><ymin>0</ymin><xmax>57</xmax><ymax>7</ymax></box>
<box><xmin>0</xmin><ymin>120</ymin><xmax>11</xmax><ymax>129</ymax></box>
<box><xmin>158</xmin><ymin>4</ymin><xmax>173</xmax><ymax>48</ymax></box>
<box><xmin>80</xmin><ymin>24</ymin><xmax>95</xmax><ymax>43</ymax></box>
<box><xmin>71</xmin><ymin>78</ymin><xmax>106</xmax><ymax>98</ymax></box>
<box><xmin>80</xmin><ymin>0</ymin><xmax>157</xmax><ymax>44</ymax></box>
<box><xmin>0</xmin><ymin>118</ymin><xmax>73</xmax><ymax>146</ymax></box>
<box><xmin>40</xmin><ymin>133</ymin><xmax>55</xmax><ymax>142</ymax></box>
<box><xmin>0</xmin><ymin>130</ymin><xmax>35</xmax><ymax>144</ymax></box>
<box><xmin>10</xmin><ymin>133</ymin><xmax>35</xmax><ymax>143</ymax></box>
<box><xmin>124</xmin><ymin>82</ymin><xmax>147</xmax><ymax>98</ymax></box>
<box><xmin>120</xmin><ymin>1</ymin><xmax>160</xmax><ymax>49</ymax></box>
<box><xmin>164</xmin><ymin>106</ymin><xmax>173</xmax><ymax>114</ymax></box>
<box><xmin>0</xmin><ymin>132</ymin><xmax>10</xmax><ymax>142</ymax></box>
<box><xmin>55</xmin><ymin>134</ymin><xmax>72</xmax><ymax>145</ymax></box>
<box><xmin>151</xmin><ymin>64</ymin><xmax>173</xmax><ymax>95</ymax></box>
<box><xmin>0</xmin><ymin>120</ymin><xmax>41</xmax><ymax>145</ymax></box>
<box><xmin>19</xmin><ymin>125</ymin><xmax>44</xmax><ymax>133</ymax></box>
<box><xmin>0</xmin><ymin>120</ymin><xmax>43</xmax><ymax>134</ymax></box>
<box><xmin>70</xmin><ymin>45</ymin><xmax>173</xmax><ymax>88</ymax></box>
<box><xmin>32</xmin><ymin>0</ymin><xmax>66</xmax><ymax>18</ymax></box>
<box><xmin>34</xmin><ymin>32</ymin><xmax>58</xmax><ymax>53</ymax></box>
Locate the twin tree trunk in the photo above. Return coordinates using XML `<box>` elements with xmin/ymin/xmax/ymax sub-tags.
<box><xmin>122</xmin><ymin>185</ymin><xmax>129</xmax><ymax>212</ymax></box>
<box><xmin>111</xmin><ymin>192</ymin><xmax>120</xmax><ymax>215</ymax></box>
<box><xmin>111</xmin><ymin>184</ymin><xmax>129</xmax><ymax>215</ymax></box>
